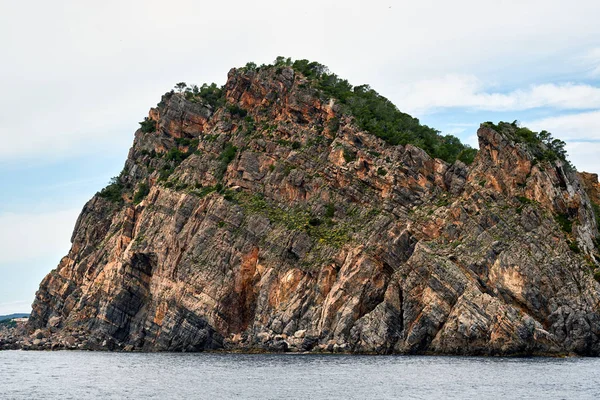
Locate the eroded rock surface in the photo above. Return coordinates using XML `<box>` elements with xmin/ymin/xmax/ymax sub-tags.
<box><xmin>25</xmin><ymin>66</ymin><xmax>600</xmax><ymax>355</ymax></box>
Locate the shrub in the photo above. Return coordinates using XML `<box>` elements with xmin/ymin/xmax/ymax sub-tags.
<box><xmin>242</xmin><ymin>62</ymin><xmax>257</xmax><ymax>71</ymax></box>
<box><xmin>484</xmin><ymin>121</ymin><xmax>573</xmax><ymax>169</ymax></box>
<box><xmin>227</xmin><ymin>104</ymin><xmax>247</xmax><ymax>118</ymax></box>
<box><xmin>457</xmin><ymin>148</ymin><xmax>477</xmax><ymax>165</ymax></box>
<box><xmin>343</xmin><ymin>148</ymin><xmax>356</xmax><ymax>163</ymax></box>
<box><xmin>219</xmin><ymin>143</ymin><xmax>238</xmax><ymax>164</ymax></box>
<box><xmin>174</xmin><ymin>82</ymin><xmax>187</xmax><ymax>93</ymax></box>
<box><xmin>243</xmin><ymin>116</ymin><xmax>256</xmax><ymax>135</ymax></box>
<box><xmin>216</xmin><ymin>142</ymin><xmax>238</xmax><ymax>180</ymax></box>
<box><xmin>377</xmin><ymin>167</ymin><xmax>387</xmax><ymax>176</ymax></box>
<box><xmin>591</xmin><ymin>202</ymin><xmax>600</xmax><ymax>228</ymax></box>
<box><xmin>133</xmin><ymin>182</ymin><xmax>150</xmax><ymax>204</ymax></box>
<box><xmin>165</xmin><ymin>148</ymin><xmax>187</xmax><ymax>163</ymax></box>
<box><xmin>325</xmin><ymin>203</ymin><xmax>335</xmax><ymax>219</ymax></box>
<box><xmin>517</xmin><ymin>196</ymin><xmax>533</xmax><ymax>205</ymax></box>
<box><xmin>309</xmin><ymin>217</ymin><xmax>322</xmax><ymax>226</ymax></box>
<box><xmin>555</xmin><ymin>213</ymin><xmax>573</xmax><ymax>234</ymax></box>
<box><xmin>175</xmin><ymin>137</ymin><xmax>191</xmax><ymax>146</ymax></box>
<box><xmin>139</xmin><ymin>118</ymin><xmax>156</xmax><ymax>133</ymax></box>
<box><xmin>568</xmin><ymin>241</ymin><xmax>581</xmax><ymax>253</ymax></box>
<box><xmin>98</xmin><ymin>176</ymin><xmax>124</xmax><ymax>203</ymax></box>
<box><xmin>158</xmin><ymin>166</ymin><xmax>174</xmax><ymax>182</ymax></box>
<box><xmin>327</xmin><ymin>117</ymin><xmax>340</xmax><ymax>134</ymax></box>
<box><xmin>284</xmin><ymin>59</ymin><xmax>476</xmax><ymax>164</ymax></box>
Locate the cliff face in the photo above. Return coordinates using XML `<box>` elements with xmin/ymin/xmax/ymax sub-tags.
<box><xmin>28</xmin><ymin>65</ymin><xmax>600</xmax><ymax>355</ymax></box>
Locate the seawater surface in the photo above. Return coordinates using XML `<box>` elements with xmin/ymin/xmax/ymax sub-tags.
<box><xmin>1</xmin><ymin>351</ymin><xmax>598</xmax><ymax>399</ymax></box>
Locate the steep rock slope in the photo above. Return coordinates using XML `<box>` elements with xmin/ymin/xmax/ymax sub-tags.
<box><xmin>29</xmin><ymin>64</ymin><xmax>600</xmax><ymax>355</ymax></box>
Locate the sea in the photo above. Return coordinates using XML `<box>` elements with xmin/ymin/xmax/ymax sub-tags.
<box><xmin>0</xmin><ymin>351</ymin><xmax>598</xmax><ymax>399</ymax></box>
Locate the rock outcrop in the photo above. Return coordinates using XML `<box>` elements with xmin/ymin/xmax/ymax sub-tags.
<box><xmin>25</xmin><ymin>64</ymin><xmax>600</xmax><ymax>355</ymax></box>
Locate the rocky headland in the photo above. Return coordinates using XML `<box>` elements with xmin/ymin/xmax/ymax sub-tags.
<box><xmin>5</xmin><ymin>59</ymin><xmax>600</xmax><ymax>355</ymax></box>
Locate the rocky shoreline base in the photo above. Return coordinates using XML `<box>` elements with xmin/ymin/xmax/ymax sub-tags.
<box><xmin>0</xmin><ymin>325</ymin><xmax>580</xmax><ymax>357</ymax></box>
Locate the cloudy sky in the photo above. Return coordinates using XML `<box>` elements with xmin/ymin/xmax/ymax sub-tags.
<box><xmin>1</xmin><ymin>0</ymin><xmax>599</xmax><ymax>315</ymax></box>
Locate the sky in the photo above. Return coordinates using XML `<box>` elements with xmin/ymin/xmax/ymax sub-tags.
<box><xmin>1</xmin><ymin>0</ymin><xmax>600</xmax><ymax>315</ymax></box>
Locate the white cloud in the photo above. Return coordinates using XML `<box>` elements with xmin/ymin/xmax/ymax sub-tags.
<box><xmin>565</xmin><ymin>141</ymin><xmax>600</xmax><ymax>174</ymax></box>
<box><xmin>525</xmin><ymin>110</ymin><xmax>600</xmax><ymax>141</ymax></box>
<box><xmin>581</xmin><ymin>47</ymin><xmax>600</xmax><ymax>77</ymax></box>
<box><xmin>523</xmin><ymin>110</ymin><xmax>600</xmax><ymax>173</ymax></box>
<box><xmin>392</xmin><ymin>75</ymin><xmax>600</xmax><ymax>115</ymax></box>
<box><xmin>0</xmin><ymin>208</ymin><xmax>79</xmax><ymax>314</ymax></box>
<box><xmin>0</xmin><ymin>209</ymin><xmax>79</xmax><ymax>264</ymax></box>
<box><xmin>1</xmin><ymin>0</ymin><xmax>600</xmax><ymax>161</ymax></box>
<box><xmin>0</xmin><ymin>86</ymin><xmax>147</xmax><ymax>163</ymax></box>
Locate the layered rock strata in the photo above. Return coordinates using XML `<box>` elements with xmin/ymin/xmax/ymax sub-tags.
<box><xmin>26</xmin><ymin>65</ymin><xmax>600</xmax><ymax>355</ymax></box>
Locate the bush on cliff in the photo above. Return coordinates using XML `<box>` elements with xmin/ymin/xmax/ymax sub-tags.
<box><xmin>272</xmin><ymin>57</ymin><xmax>477</xmax><ymax>165</ymax></box>
<box><xmin>98</xmin><ymin>176</ymin><xmax>124</xmax><ymax>203</ymax></box>
<box><xmin>139</xmin><ymin>118</ymin><xmax>156</xmax><ymax>133</ymax></box>
<box><xmin>133</xmin><ymin>182</ymin><xmax>150</xmax><ymax>204</ymax></box>
<box><xmin>482</xmin><ymin>121</ymin><xmax>573</xmax><ymax>169</ymax></box>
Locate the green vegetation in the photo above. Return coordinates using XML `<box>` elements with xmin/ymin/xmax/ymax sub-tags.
<box><xmin>133</xmin><ymin>182</ymin><xmax>150</xmax><ymax>204</ymax></box>
<box><xmin>240</xmin><ymin>62</ymin><xmax>258</xmax><ymax>72</ymax></box>
<box><xmin>165</xmin><ymin>148</ymin><xmax>187</xmax><ymax>163</ymax></box>
<box><xmin>140</xmin><ymin>149</ymin><xmax>158</xmax><ymax>158</ymax></box>
<box><xmin>457</xmin><ymin>148</ymin><xmax>478</xmax><ymax>165</ymax></box>
<box><xmin>591</xmin><ymin>202</ymin><xmax>600</xmax><ymax>228</ymax></box>
<box><xmin>156</xmin><ymin>137</ymin><xmax>201</xmax><ymax>185</ymax></box>
<box><xmin>327</xmin><ymin>117</ymin><xmax>340</xmax><ymax>134</ymax></box>
<box><xmin>325</xmin><ymin>202</ymin><xmax>335</xmax><ymax>218</ymax></box>
<box><xmin>204</xmin><ymin>134</ymin><xmax>218</xmax><ymax>143</ymax></box>
<box><xmin>220</xmin><ymin>142</ymin><xmax>238</xmax><ymax>164</ymax></box>
<box><xmin>176</xmin><ymin>82</ymin><xmax>225</xmax><ymax>109</ymax></box>
<box><xmin>215</xmin><ymin>142</ymin><xmax>238</xmax><ymax>180</ymax></box>
<box><xmin>242</xmin><ymin>116</ymin><xmax>256</xmax><ymax>136</ymax></box>
<box><xmin>195</xmin><ymin>83</ymin><xmax>225</xmax><ymax>109</ymax></box>
<box><xmin>270</xmin><ymin>57</ymin><xmax>476</xmax><ymax>164</ymax></box>
<box><xmin>377</xmin><ymin>167</ymin><xmax>387</xmax><ymax>176</ymax></box>
<box><xmin>158</xmin><ymin>165</ymin><xmax>175</xmax><ymax>182</ymax></box>
<box><xmin>0</xmin><ymin>319</ymin><xmax>17</xmax><ymax>328</ymax></box>
<box><xmin>227</xmin><ymin>104</ymin><xmax>248</xmax><ymax>118</ymax></box>
<box><xmin>139</xmin><ymin>117</ymin><xmax>156</xmax><ymax>133</ymax></box>
<box><xmin>188</xmin><ymin>184</ymin><xmax>222</xmax><ymax>198</ymax></box>
<box><xmin>555</xmin><ymin>213</ymin><xmax>573</xmax><ymax>234</ymax></box>
<box><xmin>482</xmin><ymin>121</ymin><xmax>573</xmax><ymax>169</ymax></box>
<box><xmin>174</xmin><ymin>82</ymin><xmax>187</xmax><ymax>93</ymax></box>
<box><xmin>237</xmin><ymin>193</ymin><xmax>350</xmax><ymax>248</ymax></box>
<box><xmin>517</xmin><ymin>196</ymin><xmax>533</xmax><ymax>205</ymax></box>
<box><xmin>568</xmin><ymin>241</ymin><xmax>581</xmax><ymax>253</ymax></box>
<box><xmin>98</xmin><ymin>176</ymin><xmax>124</xmax><ymax>203</ymax></box>
<box><xmin>343</xmin><ymin>147</ymin><xmax>356</xmax><ymax>163</ymax></box>
<box><xmin>283</xmin><ymin>164</ymin><xmax>296</xmax><ymax>176</ymax></box>
<box><xmin>175</xmin><ymin>137</ymin><xmax>199</xmax><ymax>148</ymax></box>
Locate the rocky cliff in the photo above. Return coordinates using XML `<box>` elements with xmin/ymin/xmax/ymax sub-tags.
<box><xmin>26</xmin><ymin>62</ymin><xmax>600</xmax><ymax>355</ymax></box>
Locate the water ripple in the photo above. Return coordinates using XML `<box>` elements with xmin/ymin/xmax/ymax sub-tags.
<box><xmin>0</xmin><ymin>351</ymin><xmax>599</xmax><ymax>399</ymax></box>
